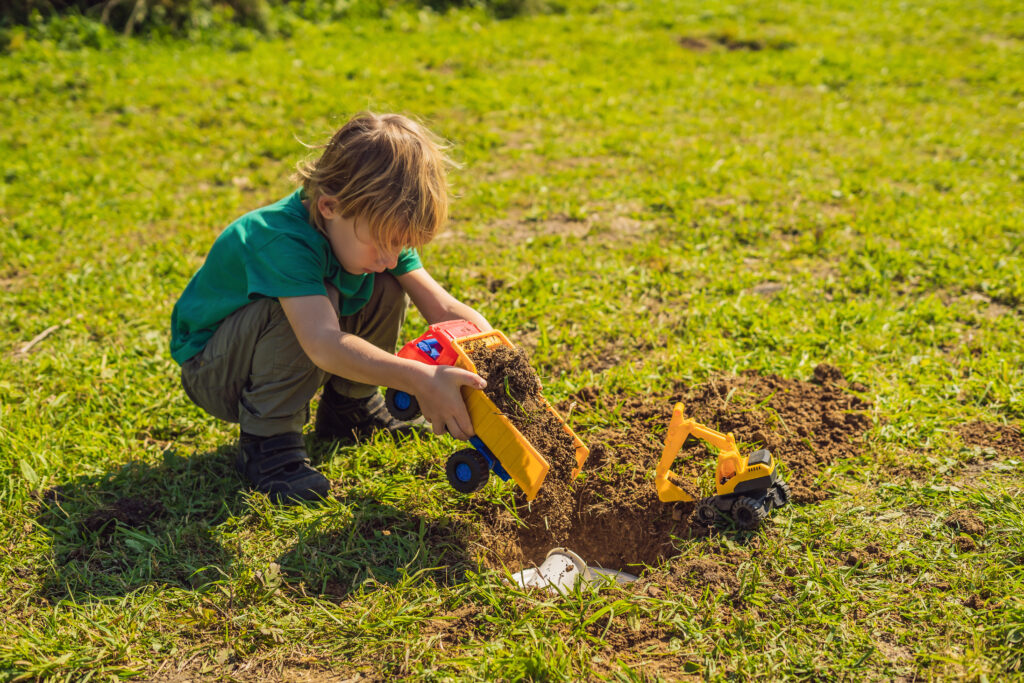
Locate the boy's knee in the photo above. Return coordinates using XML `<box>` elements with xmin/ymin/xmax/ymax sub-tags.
<box><xmin>180</xmin><ymin>354</ymin><xmax>243</xmax><ymax>425</ymax></box>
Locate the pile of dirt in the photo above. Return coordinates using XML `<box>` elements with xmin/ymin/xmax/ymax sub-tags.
<box><xmin>945</xmin><ymin>510</ymin><xmax>986</xmax><ymax>552</ymax></box>
<box><xmin>945</xmin><ymin>510</ymin><xmax>986</xmax><ymax>536</ymax></box>
<box><xmin>465</xmin><ymin>359</ymin><xmax>873</xmax><ymax>575</ymax></box>
<box><xmin>667</xmin><ymin>363</ymin><xmax>872</xmax><ymax>504</ymax></box>
<box><xmin>956</xmin><ymin>421</ymin><xmax>1024</xmax><ymax>459</ymax></box>
<box><xmin>844</xmin><ymin>543</ymin><xmax>889</xmax><ymax>567</ymax></box>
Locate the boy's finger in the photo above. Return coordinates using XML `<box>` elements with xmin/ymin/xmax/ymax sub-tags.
<box><xmin>454</xmin><ymin>408</ymin><xmax>475</xmax><ymax>439</ymax></box>
<box><xmin>453</xmin><ymin>368</ymin><xmax>486</xmax><ymax>389</ymax></box>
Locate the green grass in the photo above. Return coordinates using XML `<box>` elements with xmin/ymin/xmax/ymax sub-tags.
<box><xmin>2</xmin><ymin>0</ymin><xmax>1023</xmax><ymax>679</ymax></box>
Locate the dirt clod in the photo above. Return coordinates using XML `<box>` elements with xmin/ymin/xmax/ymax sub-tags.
<box><xmin>963</xmin><ymin>594</ymin><xmax>987</xmax><ymax>610</ymax></box>
<box><xmin>82</xmin><ymin>497</ymin><xmax>165</xmax><ymax>535</ymax></box>
<box><xmin>954</xmin><ymin>535</ymin><xmax>977</xmax><ymax>552</ymax></box>
<box><xmin>863</xmin><ymin>543</ymin><xmax>888</xmax><ymax>560</ymax></box>
<box><xmin>813</xmin><ymin>363</ymin><xmax>846</xmax><ymax>386</ymax></box>
<box><xmin>945</xmin><ymin>510</ymin><xmax>986</xmax><ymax>536</ymax></box>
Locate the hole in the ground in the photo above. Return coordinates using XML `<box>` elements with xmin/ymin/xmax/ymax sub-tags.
<box><xmin>488</xmin><ymin>489</ymin><xmax>691</xmax><ymax>574</ymax></box>
<box><xmin>476</xmin><ymin>410</ymin><xmax>706</xmax><ymax>574</ymax></box>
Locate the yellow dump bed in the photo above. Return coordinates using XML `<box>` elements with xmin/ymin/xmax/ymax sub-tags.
<box><xmin>450</xmin><ymin>330</ymin><xmax>588</xmax><ymax>501</ymax></box>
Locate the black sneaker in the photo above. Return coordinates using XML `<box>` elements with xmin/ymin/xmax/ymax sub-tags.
<box><xmin>315</xmin><ymin>385</ymin><xmax>425</xmax><ymax>443</ymax></box>
<box><xmin>236</xmin><ymin>432</ymin><xmax>330</xmax><ymax>504</ymax></box>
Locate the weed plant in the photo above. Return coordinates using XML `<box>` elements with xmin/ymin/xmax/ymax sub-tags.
<box><xmin>1</xmin><ymin>0</ymin><xmax>1022</xmax><ymax>679</ymax></box>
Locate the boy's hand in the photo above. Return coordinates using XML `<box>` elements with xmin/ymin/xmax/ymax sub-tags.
<box><xmin>412</xmin><ymin>365</ymin><xmax>486</xmax><ymax>441</ymax></box>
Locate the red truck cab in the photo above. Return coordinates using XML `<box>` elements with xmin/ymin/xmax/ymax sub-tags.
<box><xmin>396</xmin><ymin>319</ymin><xmax>483</xmax><ymax>367</ymax></box>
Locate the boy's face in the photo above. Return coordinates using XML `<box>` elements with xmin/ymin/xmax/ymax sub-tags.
<box><xmin>318</xmin><ymin>198</ymin><xmax>402</xmax><ymax>275</ymax></box>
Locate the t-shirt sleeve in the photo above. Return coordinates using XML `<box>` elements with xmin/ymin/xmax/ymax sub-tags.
<box><xmin>388</xmin><ymin>248</ymin><xmax>422</xmax><ymax>276</ymax></box>
<box><xmin>244</xmin><ymin>234</ymin><xmax>329</xmax><ymax>299</ymax></box>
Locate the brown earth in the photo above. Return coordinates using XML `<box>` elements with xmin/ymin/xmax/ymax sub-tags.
<box><xmin>460</xmin><ymin>353</ymin><xmax>873</xmax><ymax>576</ymax></box>
<box><xmin>945</xmin><ymin>510</ymin><xmax>986</xmax><ymax>537</ymax></box>
<box><xmin>81</xmin><ymin>497</ymin><xmax>165</xmax><ymax>535</ymax></box>
<box><xmin>946</xmin><ymin>509</ymin><xmax>986</xmax><ymax>553</ymax></box>
<box><xmin>845</xmin><ymin>543</ymin><xmax>890</xmax><ymax>567</ymax></box>
<box><xmin>956</xmin><ymin>421</ymin><xmax>1024</xmax><ymax>458</ymax></box>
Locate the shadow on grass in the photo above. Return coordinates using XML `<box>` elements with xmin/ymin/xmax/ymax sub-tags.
<box><xmin>35</xmin><ymin>446</ymin><xmax>246</xmax><ymax>601</ymax></box>
<box><xmin>36</xmin><ymin>441</ymin><xmax>479</xmax><ymax>602</ymax></box>
<box><xmin>277</xmin><ymin>498</ymin><xmax>477</xmax><ymax>601</ymax></box>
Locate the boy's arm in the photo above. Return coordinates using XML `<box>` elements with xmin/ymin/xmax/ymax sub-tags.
<box><xmin>278</xmin><ymin>294</ymin><xmax>485</xmax><ymax>440</ymax></box>
<box><xmin>397</xmin><ymin>268</ymin><xmax>493</xmax><ymax>331</ymax></box>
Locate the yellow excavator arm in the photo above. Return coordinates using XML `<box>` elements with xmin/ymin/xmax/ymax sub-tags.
<box><xmin>655</xmin><ymin>402</ymin><xmax>743</xmax><ymax>502</ymax></box>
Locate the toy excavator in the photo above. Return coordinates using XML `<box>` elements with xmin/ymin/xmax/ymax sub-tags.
<box><xmin>655</xmin><ymin>403</ymin><xmax>790</xmax><ymax>530</ymax></box>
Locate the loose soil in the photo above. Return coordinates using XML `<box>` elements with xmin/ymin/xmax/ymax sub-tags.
<box><xmin>956</xmin><ymin>420</ymin><xmax>1024</xmax><ymax>459</ymax></box>
<box><xmin>945</xmin><ymin>510</ymin><xmax>986</xmax><ymax>537</ymax></box>
<box><xmin>465</xmin><ymin>343</ymin><xmax>580</xmax><ymax>544</ymax></box>
<box><xmin>81</xmin><ymin>497</ymin><xmax>165</xmax><ymax>535</ymax></box>
<box><xmin>461</xmin><ymin>356</ymin><xmax>873</xmax><ymax>577</ymax></box>
<box><xmin>845</xmin><ymin>543</ymin><xmax>889</xmax><ymax>567</ymax></box>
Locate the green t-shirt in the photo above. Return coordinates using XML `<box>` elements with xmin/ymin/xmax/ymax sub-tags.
<box><xmin>170</xmin><ymin>189</ymin><xmax>422</xmax><ymax>365</ymax></box>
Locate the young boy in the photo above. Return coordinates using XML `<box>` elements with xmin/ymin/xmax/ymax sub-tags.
<box><xmin>170</xmin><ymin>112</ymin><xmax>490</xmax><ymax>504</ymax></box>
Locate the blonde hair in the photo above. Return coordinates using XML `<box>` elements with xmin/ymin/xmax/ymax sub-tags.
<box><xmin>294</xmin><ymin>112</ymin><xmax>454</xmax><ymax>250</ymax></box>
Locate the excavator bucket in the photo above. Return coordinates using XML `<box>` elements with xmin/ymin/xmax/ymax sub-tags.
<box><xmin>655</xmin><ymin>402</ymin><xmax>743</xmax><ymax>503</ymax></box>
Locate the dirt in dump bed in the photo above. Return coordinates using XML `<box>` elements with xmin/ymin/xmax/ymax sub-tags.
<box><xmin>468</xmin><ymin>363</ymin><xmax>874</xmax><ymax>575</ymax></box>
<box><xmin>465</xmin><ymin>342</ymin><xmax>581</xmax><ymax>544</ymax></box>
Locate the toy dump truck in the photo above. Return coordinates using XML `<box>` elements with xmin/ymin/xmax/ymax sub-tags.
<box><xmin>385</xmin><ymin>320</ymin><xmax>589</xmax><ymax>501</ymax></box>
<box><xmin>655</xmin><ymin>403</ymin><xmax>790</xmax><ymax>530</ymax></box>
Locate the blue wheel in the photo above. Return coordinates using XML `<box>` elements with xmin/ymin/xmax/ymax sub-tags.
<box><xmin>446</xmin><ymin>449</ymin><xmax>489</xmax><ymax>494</ymax></box>
<box><xmin>385</xmin><ymin>388</ymin><xmax>421</xmax><ymax>421</ymax></box>
<box><xmin>454</xmin><ymin>462</ymin><xmax>473</xmax><ymax>482</ymax></box>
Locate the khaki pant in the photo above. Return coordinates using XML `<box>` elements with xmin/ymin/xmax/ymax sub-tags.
<box><xmin>181</xmin><ymin>273</ymin><xmax>408</xmax><ymax>437</ymax></box>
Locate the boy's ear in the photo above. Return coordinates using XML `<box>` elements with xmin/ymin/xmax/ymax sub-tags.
<box><xmin>317</xmin><ymin>195</ymin><xmax>339</xmax><ymax>219</ymax></box>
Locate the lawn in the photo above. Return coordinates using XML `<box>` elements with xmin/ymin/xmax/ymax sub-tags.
<box><xmin>1</xmin><ymin>0</ymin><xmax>1023</xmax><ymax>679</ymax></box>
